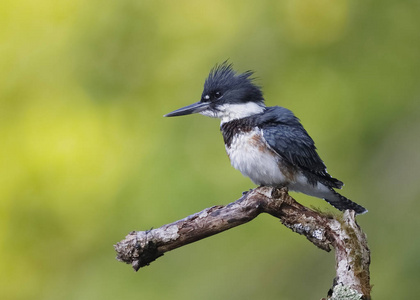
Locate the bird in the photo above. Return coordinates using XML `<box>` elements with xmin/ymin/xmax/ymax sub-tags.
<box><xmin>164</xmin><ymin>62</ymin><xmax>367</xmax><ymax>214</ymax></box>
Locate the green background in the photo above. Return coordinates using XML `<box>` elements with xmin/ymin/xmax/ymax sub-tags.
<box><xmin>2</xmin><ymin>0</ymin><xmax>419</xmax><ymax>299</ymax></box>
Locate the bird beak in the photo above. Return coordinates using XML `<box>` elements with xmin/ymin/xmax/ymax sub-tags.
<box><xmin>164</xmin><ymin>101</ymin><xmax>209</xmax><ymax>117</ymax></box>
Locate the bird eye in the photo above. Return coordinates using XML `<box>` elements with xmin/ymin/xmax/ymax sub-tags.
<box><xmin>215</xmin><ymin>91</ymin><xmax>222</xmax><ymax>99</ymax></box>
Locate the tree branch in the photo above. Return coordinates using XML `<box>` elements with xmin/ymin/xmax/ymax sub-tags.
<box><xmin>114</xmin><ymin>186</ymin><xmax>371</xmax><ymax>299</ymax></box>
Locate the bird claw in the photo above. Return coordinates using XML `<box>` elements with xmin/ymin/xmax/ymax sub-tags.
<box><xmin>242</xmin><ymin>188</ymin><xmax>253</xmax><ymax>196</ymax></box>
<box><xmin>271</xmin><ymin>187</ymin><xmax>288</xmax><ymax>199</ymax></box>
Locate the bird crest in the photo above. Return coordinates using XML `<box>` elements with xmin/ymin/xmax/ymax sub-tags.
<box><xmin>202</xmin><ymin>61</ymin><xmax>264</xmax><ymax>105</ymax></box>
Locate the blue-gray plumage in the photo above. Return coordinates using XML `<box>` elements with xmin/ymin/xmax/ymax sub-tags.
<box><xmin>165</xmin><ymin>62</ymin><xmax>367</xmax><ymax>214</ymax></box>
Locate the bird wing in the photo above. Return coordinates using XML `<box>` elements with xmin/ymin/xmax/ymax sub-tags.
<box><xmin>260</xmin><ymin>107</ymin><xmax>342</xmax><ymax>188</ymax></box>
<box><xmin>262</xmin><ymin>124</ymin><xmax>327</xmax><ymax>174</ymax></box>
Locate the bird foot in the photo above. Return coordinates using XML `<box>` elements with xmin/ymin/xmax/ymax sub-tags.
<box><xmin>242</xmin><ymin>188</ymin><xmax>253</xmax><ymax>196</ymax></box>
<box><xmin>271</xmin><ymin>186</ymin><xmax>288</xmax><ymax>199</ymax></box>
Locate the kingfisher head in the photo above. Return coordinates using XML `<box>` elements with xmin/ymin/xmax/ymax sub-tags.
<box><xmin>164</xmin><ymin>62</ymin><xmax>266</xmax><ymax>123</ymax></box>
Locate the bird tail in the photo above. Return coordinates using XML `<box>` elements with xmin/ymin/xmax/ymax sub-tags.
<box><xmin>324</xmin><ymin>188</ymin><xmax>367</xmax><ymax>215</ymax></box>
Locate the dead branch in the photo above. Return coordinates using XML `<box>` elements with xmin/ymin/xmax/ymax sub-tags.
<box><xmin>114</xmin><ymin>186</ymin><xmax>371</xmax><ymax>299</ymax></box>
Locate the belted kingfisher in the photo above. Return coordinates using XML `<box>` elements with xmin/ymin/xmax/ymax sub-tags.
<box><xmin>164</xmin><ymin>62</ymin><xmax>367</xmax><ymax>214</ymax></box>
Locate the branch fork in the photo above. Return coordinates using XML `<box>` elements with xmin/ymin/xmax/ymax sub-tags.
<box><xmin>114</xmin><ymin>187</ymin><xmax>371</xmax><ymax>299</ymax></box>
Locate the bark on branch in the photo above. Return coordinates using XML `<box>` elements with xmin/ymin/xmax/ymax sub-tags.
<box><xmin>114</xmin><ymin>186</ymin><xmax>371</xmax><ymax>299</ymax></box>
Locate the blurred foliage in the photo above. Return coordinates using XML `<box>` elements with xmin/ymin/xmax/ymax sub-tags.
<box><xmin>1</xmin><ymin>0</ymin><xmax>420</xmax><ymax>299</ymax></box>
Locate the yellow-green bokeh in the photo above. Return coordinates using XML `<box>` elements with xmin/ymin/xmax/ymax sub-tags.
<box><xmin>1</xmin><ymin>0</ymin><xmax>420</xmax><ymax>299</ymax></box>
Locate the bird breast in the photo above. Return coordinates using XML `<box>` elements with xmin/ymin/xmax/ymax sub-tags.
<box><xmin>225</xmin><ymin>128</ymin><xmax>293</xmax><ymax>186</ymax></box>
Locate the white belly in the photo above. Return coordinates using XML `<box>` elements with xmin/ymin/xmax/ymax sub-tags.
<box><xmin>225</xmin><ymin>128</ymin><xmax>289</xmax><ymax>186</ymax></box>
